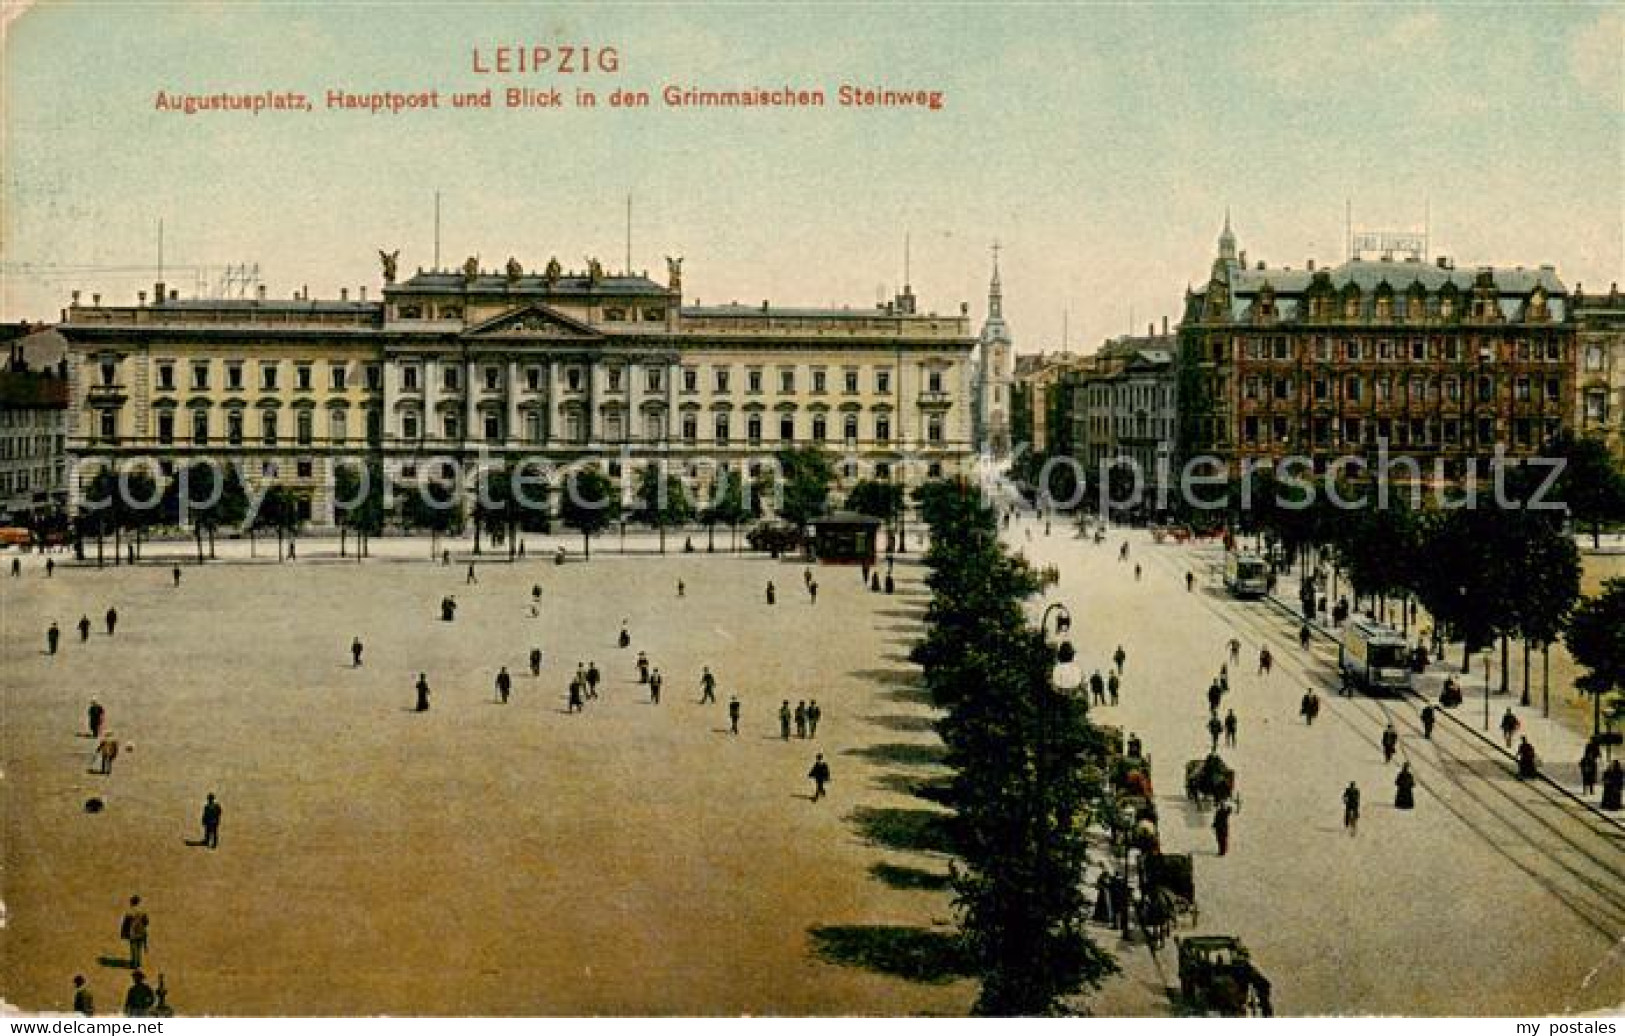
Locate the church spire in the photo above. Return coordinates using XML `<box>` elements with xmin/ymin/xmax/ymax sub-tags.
<box><xmin>988</xmin><ymin>241</ymin><xmax>1003</xmax><ymax>319</ymax></box>
<box><xmin>1218</xmin><ymin>208</ymin><xmax>1237</xmax><ymax>262</ymax></box>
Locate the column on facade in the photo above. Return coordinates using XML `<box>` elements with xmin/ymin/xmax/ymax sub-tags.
<box><xmin>585</xmin><ymin>360</ymin><xmax>599</xmax><ymax>446</ymax></box>
<box><xmin>464</xmin><ymin>356</ymin><xmax>477</xmax><ymax>448</ymax></box>
<box><xmin>506</xmin><ymin>358</ymin><xmax>521</xmax><ymax>448</ymax></box>
<box><xmin>421</xmin><ymin>356</ymin><xmax>439</xmax><ymax>445</ymax></box>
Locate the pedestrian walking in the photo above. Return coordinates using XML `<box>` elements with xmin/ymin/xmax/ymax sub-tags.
<box><xmin>123</xmin><ymin>971</ymin><xmax>155</xmax><ymax>1018</ymax></box>
<box><xmin>532</xmin><ymin>584</ymin><xmax>542</xmax><ymax>605</ymax></box>
<box><xmin>807</xmin><ymin>700</ymin><xmax>821</xmax><ymax>737</ymax></box>
<box><xmin>73</xmin><ymin>975</ymin><xmax>94</xmax><ymax>1016</ymax></box>
<box><xmin>618</xmin><ymin>622</ymin><xmax>631</xmax><ymax>648</ymax></box>
<box><xmin>636</xmin><ymin>651</ymin><xmax>650</xmax><ymax>684</ymax></box>
<box><xmin>1207</xmin><ymin>679</ymin><xmax>1223</xmax><ymax>713</ymax></box>
<box><xmin>728</xmin><ymin>696</ymin><xmax>741</xmax><ymax>735</ymax></box>
<box><xmin>1299</xmin><ymin>624</ymin><xmax>1311</xmax><ymax>650</ymax></box>
<box><xmin>1581</xmin><ymin>744</ymin><xmax>1600</xmax><ymax>795</ymax></box>
<box><xmin>529</xmin><ymin>648</ymin><xmax>543</xmax><ymax>677</ymax></box>
<box><xmin>1601</xmin><ymin>760</ymin><xmax>1624</xmax><ymax>810</ymax></box>
<box><xmin>171</xmin><ymin>566</ymin><xmax>181</xmax><ymax>588</ymax></box>
<box><xmin>48</xmin><ymin>621</ymin><xmax>60</xmax><ymax>655</ymax></box>
<box><xmin>1381</xmin><ymin>723</ymin><xmax>1399</xmax><ymax>763</ymax></box>
<box><xmin>1499</xmin><ymin>708</ymin><xmax>1520</xmax><ymax>749</ymax></box>
<box><xmin>1186</xmin><ymin>571</ymin><xmax>1195</xmax><ymax>592</ymax></box>
<box><xmin>105</xmin><ymin>607</ymin><xmax>118</xmax><ymax>636</ymax></box>
<box><xmin>88</xmin><ymin>699</ymin><xmax>105</xmax><ymax>738</ymax></box>
<box><xmin>649</xmin><ymin>669</ymin><xmax>663</xmax><ymax>704</ymax></box>
<box><xmin>677</xmin><ymin>580</ymin><xmax>685</xmax><ymax>598</ymax></box>
<box><xmin>1134</xmin><ymin>563</ymin><xmax>1142</xmax><ymax>582</ymax></box>
<box><xmin>496</xmin><ymin>667</ymin><xmax>512</xmax><ymax>704</ymax></box>
<box><xmin>46</xmin><ymin>557</ymin><xmax>54</xmax><ymax>577</ymax></box>
<box><xmin>466</xmin><ymin>563</ymin><xmax>478</xmax><ymax>585</ymax></box>
<box><xmin>1228</xmin><ymin>637</ymin><xmax>1241</xmax><ymax>663</ymax></box>
<box><xmin>567</xmin><ymin>677</ymin><xmax>584</xmax><ymax>713</ymax></box>
<box><xmin>414</xmin><ymin>673</ymin><xmax>430</xmax><ymax>713</ymax></box>
<box><xmin>586</xmin><ymin>662</ymin><xmax>601</xmax><ymax>698</ymax></box>
<box><xmin>1219</xmin><ymin>664</ymin><xmax>1229</xmax><ymax>693</ymax></box>
<box><xmin>1342</xmin><ymin>782</ymin><xmax>1361</xmax><ymax>835</ymax></box>
<box><xmin>884</xmin><ymin>573</ymin><xmax>894</xmax><ymax>594</ymax></box>
<box><xmin>1113</xmin><ymin>645</ymin><xmax>1126</xmax><ymax>672</ymax></box>
<box><xmin>351</xmin><ymin>637</ymin><xmax>364</xmax><ymax>667</ymax></box>
<box><xmin>1516</xmin><ymin>736</ymin><xmax>1538</xmax><ymax>779</ymax></box>
<box><xmin>1394</xmin><ymin>762</ymin><xmax>1416</xmax><ymax>809</ymax></box>
<box><xmin>1420</xmin><ymin>705</ymin><xmax>1435</xmax><ymax>739</ymax></box>
<box><xmin>1207</xmin><ymin>714</ymin><xmax>1223</xmax><ymax>752</ymax></box>
<box><xmin>120</xmin><ymin>897</ymin><xmax>149</xmax><ymax>967</ymax></box>
<box><xmin>766</xmin><ymin>581</ymin><xmax>776</xmax><ymax>605</ymax></box>
<box><xmin>794</xmin><ymin>701</ymin><xmax>807</xmax><ymax>738</ymax></box>
<box><xmin>700</xmin><ymin>666</ymin><xmax>716</xmax><ymax>704</ymax></box>
<box><xmin>8</xmin><ymin>557</ymin><xmax>18</xmax><ymax>577</ymax></box>
<box><xmin>1300</xmin><ymin>689</ymin><xmax>1320</xmax><ymax>725</ymax></box>
<box><xmin>808</xmin><ymin>580</ymin><xmax>818</xmax><ymax>604</ymax></box>
<box><xmin>808</xmin><ymin>753</ymin><xmax>831</xmax><ymax>802</ymax></box>
<box><xmin>1119</xmin><ymin>541</ymin><xmax>1129</xmax><ymax>562</ymax></box>
<box><xmin>200</xmin><ymin>793</ymin><xmax>222</xmax><ymax>849</ymax></box>
<box><xmin>1090</xmin><ymin>670</ymin><xmax>1106</xmax><ymax>706</ymax></box>
<box><xmin>779</xmin><ymin>700</ymin><xmax>792</xmax><ymax>740</ymax></box>
<box><xmin>870</xmin><ymin>573</ymin><xmax>881</xmax><ymax>593</ymax></box>
<box><xmin>1107</xmin><ymin>671</ymin><xmax>1120</xmax><ymax>706</ymax></box>
<box><xmin>1223</xmin><ymin>709</ymin><xmax>1238</xmax><ymax>748</ymax></box>
<box><xmin>441</xmin><ymin>549</ymin><xmax>451</xmax><ymax>566</ymax></box>
<box><xmin>78</xmin><ymin>615</ymin><xmax>91</xmax><ymax>642</ymax></box>
<box><xmin>1257</xmin><ymin>646</ymin><xmax>1272</xmax><ymax>676</ymax></box>
<box><xmin>95</xmin><ymin>735</ymin><xmax>120</xmax><ymax>775</ymax></box>
<box><xmin>1212</xmin><ymin>802</ymin><xmax>1232</xmax><ymax>856</ymax></box>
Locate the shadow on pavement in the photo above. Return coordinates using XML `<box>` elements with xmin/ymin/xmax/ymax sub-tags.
<box><xmin>869</xmin><ymin>861</ymin><xmax>954</xmax><ymax>892</ymax></box>
<box><xmin>864</xmin><ymin>713</ymin><xmax>938</xmax><ymax>733</ymax></box>
<box><xmin>807</xmin><ymin>925</ymin><xmax>972</xmax><ymax>984</ymax></box>
<box><xmin>845</xmin><ymin>742</ymin><xmax>948</xmax><ymax>768</ymax></box>
<box><xmin>847</xmin><ymin>805</ymin><xmax>955</xmax><ymax>854</ymax></box>
<box><xmin>872</xmin><ymin>772</ymin><xmax>955</xmax><ymax>806</ymax></box>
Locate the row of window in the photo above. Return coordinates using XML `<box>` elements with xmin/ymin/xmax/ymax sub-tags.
<box><xmin>395</xmin><ymin>363</ymin><xmax>925</xmax><ymax>396</ymax></box>
<box><xmin>1242</xmin><ymin>373</ymin><xmax>1566</xmax><ymax>405</ymax></box>
<box><xmin>140</xmin><ymin>359</ymin><xmax>383</xmax><ymax>393</ymax></box>
<box><xmin>0</xmin><ymin>435</ymin><xmax>64</xmax><ymax>459</ymax></box>
<box><xmin>1237</xmin><ymin>337</ymin><xmax>1567</xmax><ymax>364</ymax></box>
<box><xmin>0</xmin><ymin>410</ymin><xmax>62</xmax><ymax>428</ymax></box>
<box><xmin>393</xmin><ymin>410</ymin><xmax>940</xmax><ymax>446</ymax></box>
<box><xmin>0</xmin><ymin>467</ymin><xmax>62</xmax><ymax>494</ymax></box>
<box><xmin>140</xmin><ymin>408</ymin><xmax>381</xmax><ymax>447</ymax></box>
<box><xmin>1240</xmin><ymin>415</ymin><xmax>1564</xmax><ymax>448</ymax></box>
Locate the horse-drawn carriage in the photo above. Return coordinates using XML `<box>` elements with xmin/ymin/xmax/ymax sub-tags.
<box><xmin>1150</xmin><ymin>524</ymin><xmax>1193</xmax><ymax>545</ymax></box>
<box><xmin>1176</xmin><ymin>935</ymin><xmax>1273</xmax><ymax>1016</ymax></box>
<box><xmin>1184</xmin><ymin>753</ymin><xmax>1236</xmax><ymax>807</ymax></box>
<box><xmin>1135</xmin><ymin>851</ymin><xmax>1198</xmax><ymax>948</ymax></box>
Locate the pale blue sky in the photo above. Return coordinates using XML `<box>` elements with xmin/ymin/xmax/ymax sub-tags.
<box><xmin>2</xmin><ymin>1</ymin><xmax>1620</xmax><ymax>351</ymax></box>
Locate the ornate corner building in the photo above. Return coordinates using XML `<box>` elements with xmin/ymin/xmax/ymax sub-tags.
<box><xmin>58</xmin><ymin>255</ymin><xmax>975</xmax><ymax>524</ymax></box>
<box><xmin>1177</xmin><ymin>215</ymin><xmax>1576</xmax><ymax>480</ymax></box>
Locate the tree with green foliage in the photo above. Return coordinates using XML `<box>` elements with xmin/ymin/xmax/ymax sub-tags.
<box><xmin>333</xmin><ymin>462</ymin><xmax>388</xmax><ymax>559</ymax></box>
<box><xmin>773</xmin><ymin>445</ymin><xmax>835</xmax><ymax>531</ymax></box>
<box><xmin>398</xmin><ymin>480</ymin><xmax>464</xmax><ymax>558</ymax></box>
<box><xmin>846</xmin><ymin>479</ymin><xmax>904</xmax><ymax>524</ymax></box>
<box><xmin>1547</xmin><ymin>431</ymin><xmax>1625</xmax><ymax>549</ymax></box>
<box><xmin>252</xmin><ymin>485</ymin><xmax>309</xmax><ymax>561</ymax></box>
<box><xmin>559</xmin><ymin>465</ymin><xmax>619</xmax><ymax>559</ymax></box>
<box><xmin>634</xmin><ymin>462</ymin><xmax>696</xmax><ymax>554</ymax></box>
<box><xmin>702</xmin><ymin>468</ymin><xmax>758</xmax><ymax>553</ymax></box>
<box><xmin>1567</xmin><ymin>578</ymin><xmax>1625</xmax><ymax>738</ymax></box>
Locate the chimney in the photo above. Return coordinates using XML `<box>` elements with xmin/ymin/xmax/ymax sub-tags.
<box><xmin>169</xmin><ymin>289</ymin><xmax>178</xmax><ymax>302</ymax></box>
<box><xmin>71</xmin><ymin>289</ymin><xmax>81</xmax><ymax>305</ymax></box>
<box><xmin>1148</xmin><ymin>322</ymin><xmax>1155</xmax><ymax>336</ymax></box>
<box><xmin>1162</xmin><ymin>315</ymin><xmax>1169</xmax><ymax>335</ymax></box>
<box><xmin>359</xmin><ymin>286</ymin><xmax>367</xmax><ymax>301</ymax></box>
<box><xmin>257</xmin><ymin>285</ymin><xmax>267</xmax><ymax>302</ymax></box>
<box><xmin>93</xmin><ymin>293</ymin><xmax>101</xmax><ymax>306</ymax></box>
<box><xmin>1307</xmin><ymin>259</ymin><xmax>1316</xmax><ymax>271</ymax></box>
<box><xmin>761</xmin><ymin>299</ymin><xmax>769</xmax><ymax>313</ymax></box>
<box><xmin>138</xmin><ymin>290</ymin><xmax>147</xmax><ymax>305</ymax></box>
<box><xmin>341</xmin><ymin>288</ymin><xmax>349</xmax><ymax>301</ymax></box>
<box><xmin>154</xmin><ymin>281</ymin><xmax>165</xmax><ymax>305</ymax></box>
<box><xmin>301</xmin><ymin>284</ymin><xmax>309</xmax><ymax>300</ymax></box>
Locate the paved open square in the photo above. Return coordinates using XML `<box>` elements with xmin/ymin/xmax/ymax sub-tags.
<box><xmin>1</xmin><ymin>548</ymin><xmax>974</xmax><ymax>1015</ymax></box>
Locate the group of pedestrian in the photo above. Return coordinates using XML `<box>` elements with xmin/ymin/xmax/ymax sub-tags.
<box><xmin>47</xmin><ymin>607</ymin><xmax>119</xmax><ymax>656</ymax></box>
<box><xmin>776</xmin><ymin>699</ymin><xmax>823</xmax><ymax>740</ymax></box>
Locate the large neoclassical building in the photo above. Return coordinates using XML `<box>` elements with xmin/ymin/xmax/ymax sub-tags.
<box><xmin>58</xmin><ymin>254</ymin><xmax>976</xmax><ymax>523</ymax></box>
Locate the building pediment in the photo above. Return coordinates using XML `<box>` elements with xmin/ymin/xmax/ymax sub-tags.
<box><xmin>464</xmin><ymin>305</ymin><xmax>602</xmax><ymax>340</ymax></box>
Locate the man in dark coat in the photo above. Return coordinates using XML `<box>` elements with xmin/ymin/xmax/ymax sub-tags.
<box><xmin>123</xmin><ymin>971</ymin><xmax>155</xmax><ymax>1018</ymax></box>
<box><xmin>200</xmin><ymin>793</ymin><xmax>222</xmax><ymax>849</ymax></box>
<box><xmin>728</xmin><ymin>696</ymin><xmax>741</xmax><ymax>735</ymax></box>
<box><xmin>1601</xmin><ymin>760</ymin><xmax>1624</xmax><ymax>810</ymax></box>
<box><xmin>1342</xmin><ymin>781</ymin><xmax>1361</xmax><ymax>835</ymax></box>
<box><xmin>1207</xmin><ymin>714</ymin><xmax>1223</xmax><ymax>752</ymax></box>
<box><xmin>496</xmin><ymin>667</ymin><xmax>512</xmax><ymax>704</ymax></box>
<box><xmin>586</xmin><ymin>662</ymin><xmax>601</xmax><ymax>698</ymax></box>
<box><xmin>414</xmin><ymin>674</ymin><xmax>430</xmax><ymax>712</ymax></box>
<box><xmin>47</xmin><ymin>621</ymin><xmax>59</xmax><ymax>654</ymax></box>
<box><xmin>700</xmin><ymin>666</ymin><xmax>716</xmax><ymax>704</ymax></box>
<box><xmin>1516</xmin><ymin>737</ymin><xmax>1538</xmax><ymax>780</ymax></box>
<box><xmin>1420</xmin><ymin>705</ymin><xmax>1436</xmax><ymax>739</ymax></box>
<box><xmin>1212</xmin><ymin>802</ymin><xmax>1233</xmax><ymax>856</ymax></box>
<box><xmin>1581</xmin><ymin>745</ymin><xmax>1600</xmax><ymax>796</ymax></box>
<box><xmin>1381</xmin><ymin>723</ymin><xmax>1399</xmax><ymax>763</ymax></box>
<box><xmin>530</xmin><ymin>648</ymin><xmax>543</xmax><ymax>677</ymax></box>
<box><xmin>78</xmin><ymin>615</ymin><xmax>92</xmax><ymax>642</ymax></box>
<box><xmin>808</xmin><ymin>754</ymin><xmax>831</xmax><ymax>801</ymax></box>
<box><xmin>779</xmin><ymin>701</ymin><xmax>792</xmax><ymax>740</ymax></box>
<box><xmin>105</xmin><ymin>607</ymin><xmax>118</xmax><ymax>636</ymax></box>
<box><xmin>88</xmin><ymin>700</ymin><xmax>105</xmax><ymax>738</ymax></box>
<box><xmin>351</xmin><ymin>638</ymin><xmax>364</xmax><ymax>667</ymax></box>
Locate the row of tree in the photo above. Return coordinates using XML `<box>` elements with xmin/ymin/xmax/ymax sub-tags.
<box><xmin>910</xmin><ymin>479</ymin><xmax>1117</xmax><ymax>1015</ymax></box>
